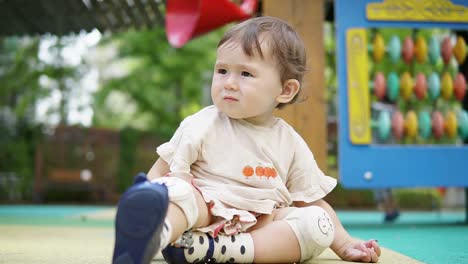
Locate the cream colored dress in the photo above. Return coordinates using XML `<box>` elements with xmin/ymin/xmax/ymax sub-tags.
<box><xmin>157</xmin><ymin>105</ymin><xmax>336</xmax><ymax>236</ymax></box>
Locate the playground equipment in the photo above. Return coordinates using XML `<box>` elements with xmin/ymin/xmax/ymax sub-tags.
<box><xmin>369</xmin><ymin>34</ymin><xmax>401</xmax><ymax>63</ymax></box>
<box><xmin>337</xmin><ymin>0</ymin><xmax>468</xmax><ymax>189</ymax></box>
<box><xmin>370</xmin><ymin>71</ymin><xmax>466</xmax><ymax>102</ymax></box>
<box><xmin>165</xmin><ymin>0</ymin><xmax>257</xmax><ymax>48</ymax></box>
<box><xmin>373</xmin><ymin>109</ymin><xmax>468</xmax><ymax>141</ymax></box>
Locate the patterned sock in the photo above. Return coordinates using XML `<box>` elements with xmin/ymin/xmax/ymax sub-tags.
<box><xmin>163</xmin><ymin>231</ymin><xmax>254</xmax><ymax>263</ymax></box>
<box><xmin>211</xmin><ymin>232</ymin><xmax>254</xmax><ymax>263</ymax></box>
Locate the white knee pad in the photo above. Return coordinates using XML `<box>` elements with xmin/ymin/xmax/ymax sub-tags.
<box><xmin>284</xmin><ymin>206</ymin><xmax>335</xmax><ymax>261</ymax></box>
<box><xmin>151</xmin><ymin>175</ymin><xmax>199</xmax><ymax>229</ymax></box>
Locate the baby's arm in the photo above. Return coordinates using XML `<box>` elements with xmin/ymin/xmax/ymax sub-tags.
<box><xmin>295</xmin><ymin>199</ymin><xmax>381</xmax><ymax>263</ymax></box>
<box><xmin>147</xmin><ymin>158</ymin><xmax>170</xmax><ymax>180</ymax></box>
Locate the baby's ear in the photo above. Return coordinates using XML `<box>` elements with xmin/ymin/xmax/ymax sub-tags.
<box><xmin>276</xmin><ymin>79</ymin><xmax>300</xmax><ymax>104</ymax></box>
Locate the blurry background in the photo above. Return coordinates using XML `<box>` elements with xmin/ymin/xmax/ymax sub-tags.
<box><xmin>2</xmin><ymin>2</ymin><xmax>467</xmax><ymax>263</ymax></box>
<box><xmin>0</xmin><ymin>0</ymin><xmax>464</xmax><ymax>212</ymax></box>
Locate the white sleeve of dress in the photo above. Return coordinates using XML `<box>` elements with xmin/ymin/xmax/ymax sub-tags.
<box><xmin>286</xmin><ymin>135</ymin><xmax>337</xmax><ymax>203</ymax></box>
<box><xmin>156</xmin><ymin>117</ymin><xmax>201</xmax><ymax>173</ymax></box>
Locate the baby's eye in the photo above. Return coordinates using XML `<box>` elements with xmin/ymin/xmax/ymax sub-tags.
<box><xmin>217</xmin><ymin>69</ymin><xmax>227</xmax><ymax>74</ymax></box>
<box><xmin>241</xmin><ymin>71</ymin><xmax>253</xmax><ymax>77</ymax></box>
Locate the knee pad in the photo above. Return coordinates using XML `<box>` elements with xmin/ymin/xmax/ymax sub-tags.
<box><xmin>284</xmin><ymin>206</ymin><xmax>335</xmax><ymax>261</ymax></box>
<box><xmin>151</xmin><ymin>175</ymin><xmax>199</xmax><ymax>229</ymax></box>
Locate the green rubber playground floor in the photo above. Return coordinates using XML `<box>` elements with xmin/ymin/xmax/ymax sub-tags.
<box><xmin>0</xmin><ymin>205</ymin><xmax>466</xmax><ymax>263</ymax></box>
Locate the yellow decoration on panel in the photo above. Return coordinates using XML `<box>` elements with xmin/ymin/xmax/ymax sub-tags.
<box><xmin>367</xmin><ymin>0</ymin><xmax>468</xmax><ymax>22</ymax></box>
<box><xmin>400</xmin><ymin>72</ymin><xmax>414</xmax><ymax>100</ymax></box>
<box><xmin>445</xmin><ymin>111</ymin><xmax>458</xmax><ymax>138</ymax></box>
<box><xmin>415</xmin><ymin>36</ymin><xmax>428</xmax><ymax>63</ymax></box>
<box><xmin>405</xmin><ymin>111</ymin><xmax>418</xmax><ymax>138</ymax></box>
<box><xmin>373</xmin><ymin>33</ymin><xmax>385</xmax><ymax>63</ymax></box>
<box><xmin>441</xmin><ymin>72</ymin><xmax>454</xmax><ymax>100</ymax></box>
<box><xmin>346</xmin><ymin>28</ymin><xmax>371</xmax><ymax>144</ymax></box>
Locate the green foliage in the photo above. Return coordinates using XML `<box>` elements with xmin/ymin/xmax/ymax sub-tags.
<box><xmin>0</xmin><ymin>37</ymin><xmax>44</xmax><ymax>201</ymax></box>
<box><xmin>325</xmin><ymin>183</ymin><xmax>376</xmax><ymax>208</ymax></box>
<box><xmin>395</xmin><ymin>188</ymin><xmax>442</xmax><ymax>209</ymax></box>
<box><xmin>118</xmin><ymin>127</ymin><xmax>140</xmax><ymax>192</ymax></box>
<box><xmin>0</xmin><ymin>37</ymin><xmax>42</xmax><ymax>119</ymax></box>
<box><xmin>93</xmin><ymin>27</ymin><xmax>224</xmax><ymax>138</ymax></box>
<box><xmin>0</xmin><ymin>120</ymin><xmax>42</xmax><ymax>201</ymax></box>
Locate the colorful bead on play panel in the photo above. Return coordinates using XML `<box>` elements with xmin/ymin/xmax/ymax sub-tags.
<box><xmin>400</xmin><ymin>72</ymin><xmax>413</xmax><ymax>100</ymax></box>
<box><xmin>372</xmin><ymin>33</ymin><xmax>385</xmax><ymax>63</ymax></box>
<box><xmin>387</xmin><ymin>72</ymin><xmax>400</xmax><ymax>102</ymax></box>
<box><xmin>372</xmin><ymin>72</ymin><xmax>386</xmax><ymax>100</ymax></box>
<box><xmin>373</xmin><ymin>111</ymin><xmax>391</xmax><ymax>141</ymax></box>
<box><xmin>428</xmin><ymin>72</ymin><xmax>441</xmax><ymax>100</ymax></box>
<box><xmin>445</xmin><ymin>111</ymin><xmax>458</xmax><ymax>138</ymax></box>
<box><xmin>441</xmin><ymin>72</ymin><xmax>453</xmax><ymax>100</ymax></box>
<box><xmin>432</xmin><ymin>111</ymin><xmax>445</xmax><ymax>139</ymax></box>
<box><xmin>402</xmin><ymin>36</ymin><xmax>415</xmax><ymax>64</ymax></box>
<box><xmin>415</xmin><ymin>36</ymin><xmax>427</xmax><ymax>63</ymax></box>
<box><xmin>414</xmin><ymin>73</ymin><xmax>427</xmax><ymax>100</ymax></box>
<box><xmin>453</xmin><ymin>36</ymin><xmax>466</xmax><ymax>64</ymax></box>
<box><xmin>458</xmin><ymin>110</ymin><xmax>468</xmax><ymax>140</ymax></box>
<box><xmin>429</xmin><ymin>36</ymin><xmax>441</xmax><ymax>65</ymax></box>
<box><xmin>392</xmin><ymin>111</ymin><xmax>404</xmax><ymax>140</ymax></box>
<box><xmin>418</xmin><ymin>111</ymin><xmax>432</xmax><ymax>139</ymax></box>
<box><xmin>441</xmin><ymin>37</ymin><xmax>453</xmax><ymax>65</ymax></box>
<box><xmin>388</xmin><ymin>35</ymin><xmax>401</xmax><ymax>63</ymax></box>
<box><xmin>453</xmin><ymin>73</ymin><xmax>466</xmax><ymax>101</ymax></box>
<box><xmin>405</xmin><ymin>111</ymin><xmax>418</xmax><ymax>138</ymax></box>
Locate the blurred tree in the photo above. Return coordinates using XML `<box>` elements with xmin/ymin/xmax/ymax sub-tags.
<box><xmin>39</xmin><ymin>35</ymin><xmax>88</xmax><ymax>125</ymax></box>
<box><xmin>0</xmin><ymin>35</ymin><xmax>90</xmax><ymax>200</ymax></box>
<box><xmin>0</xmin><ymin>37</ymin><xmax>42</xmax><ymax>119</ymax></box>
<box><xmin>91</xmin><ymin>27</ymin><xmax>223</xmax><ymax>138</ymax></box>
<box><xmin>0</xmin><ymin>37</ymin><xmax>43</xmax><ymax>200</ymax></box>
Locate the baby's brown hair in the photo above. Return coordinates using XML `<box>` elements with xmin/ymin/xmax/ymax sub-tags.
<box><xmin>217</xmin><ymin>16</ymin><xmax>307</xmax><ymax>108</ymax></box>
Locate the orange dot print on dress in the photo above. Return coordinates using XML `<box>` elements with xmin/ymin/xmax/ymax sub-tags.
<box><xmin>265</xmin><ymin>167</ymin><xmax>278</xmax><ymax>178</ymax></box>
<box><xmin>255</xmin><ymin>166</ymin><xmax>265</xmax><ymax>177</ymax></box>
<box><xmin>243</xmin><ymin>166</ymin><xmax>254</xmax><ymax>177</ymax></box>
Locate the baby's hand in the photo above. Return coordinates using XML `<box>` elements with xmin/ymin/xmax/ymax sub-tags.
<box><xmin>338</xmin><ymin>239</ymin><xmax>380</xmax><ymax>263</ymax></box>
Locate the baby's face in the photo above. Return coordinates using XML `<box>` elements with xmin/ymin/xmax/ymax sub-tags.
<box><xmin>211</xmin><ymin>41</ymin><xmax>283</xmax><ymax>126</ymax></box>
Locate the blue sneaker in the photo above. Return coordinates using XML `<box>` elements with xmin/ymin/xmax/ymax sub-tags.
<box><xmin>113</xmin><ymin>180</ymin><xmax>169</xmax><ymax>264</ymax></box>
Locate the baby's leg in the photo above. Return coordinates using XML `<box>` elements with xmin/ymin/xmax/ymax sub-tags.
<box><xmin>248</xmin><ymin>207</ymin><xmax>301</xmax><ymax>262</ymax></box>
<box><xmin>163</xmin><ymin>206</ymin><xmax>335</xmax><ymax>263</ymax></box>
<box><xmin>251</xmin><ymin>206</ymin><xmax>335</xmax><ymax>263</ymax></box>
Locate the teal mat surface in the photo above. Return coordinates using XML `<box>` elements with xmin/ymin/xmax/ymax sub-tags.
<box><xmin>1</xmin><ymin>205</ymin><xmax>466</xmax><ymax>263</ymax></box>
<box><xmin>0</xmin><ymin>205</ymin><xmax>113</xmax><ymax>227</ymax></box>
<box><xmin>337</xmin><ymin>210</ymin><xmax>467</xmax><ymax>264</ymax></box>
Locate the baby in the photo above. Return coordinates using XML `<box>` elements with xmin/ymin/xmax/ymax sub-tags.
<box><xmin>113</xmin><ymin>16</ymin><xmax>381</xmax><ymax>264</ymax></box>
